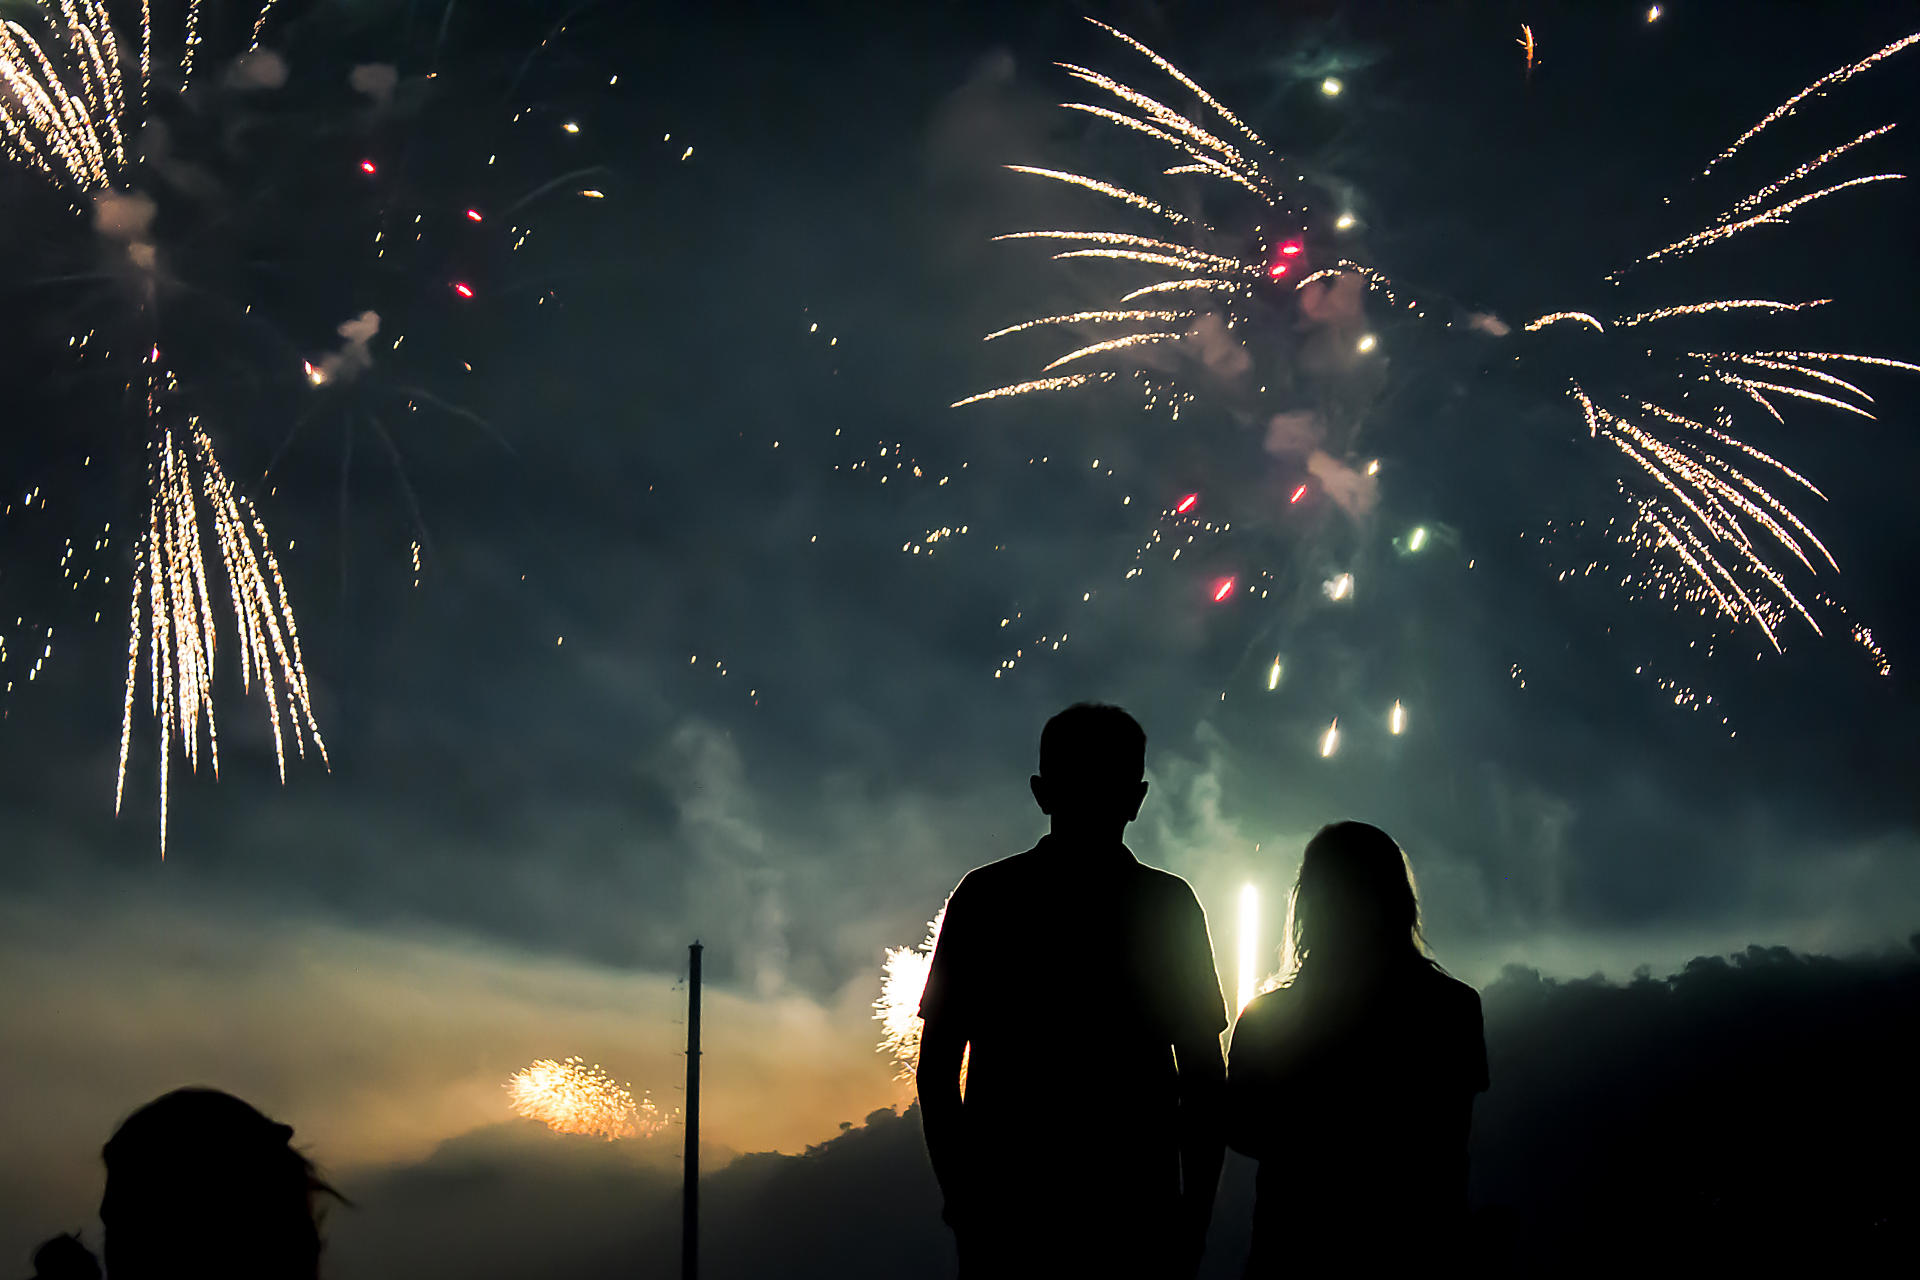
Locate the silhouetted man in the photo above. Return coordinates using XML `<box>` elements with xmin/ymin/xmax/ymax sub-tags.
<box><xmin>917</xmin><ymin>703</ymin><xmax>1228</xmax><ymax>1278</ymax></box>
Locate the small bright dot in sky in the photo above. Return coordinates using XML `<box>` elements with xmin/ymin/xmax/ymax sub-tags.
<box><xmin>1366</xmin><ymin>458</ymin><xmax>1380</xmax><ymax>476</ymax></box>
<box><xmin>1289</xmin><ymin>484</ymin><xmax>1308</xmax><ymax>504</ymax></box>
<box><xmin>1336</xmin><ymin>212</ymin><xmax>1356</xmax><ymax>230</ymax></box>
<box><xmin>1266</xmin><ymin>658</ymin><xmax>1283</xmax><ymax>691</ymax></box>
<box><xmin>1176</xmin><ymin>493</ymin><xmax>1198</xmax><ymax>514</ymax></box>
<box><xmin>465</xmin><ymin>209</ymin><xmax>482</xmax><ymax>222</ymax></box>
<box><xmin>1279</xmin><ymin>240</ymin><xmax>1303</xmax><ymax>256</ymax></box>
<box><xmin>1409</xmin><ymin>526</ymin><xmax>1429</xmax><ymax>552</ymax></box>
<box><xmin>1357</xmin><ymin>334</ymin><xmax>1377</xmax><ymax>352</ymax></box>
<box><xmin>1648</xmin><ymin>4</ymin><xmax>1662</xmax><ymax>19</ymax></box>
<box><xmin>1213</xmin><ymin>577</ymin><xmax>1236</xmax><ymax>603</ymax></box>
<box><xmin>1320</xmin><ymin>77</ymin><xmax>1343</xmax><ymax>96</ymax></box>
<box><xmin>562</xmin><ymin>121</ymin><xmax>581</xmax><ymax>134</ymax></box>
<box><xmin>1269</xmin><ymin>262</ymin><xmax>1289</xmax><ymax>278</ymax></box>
<box><xmin>452</xmin><ymin>282</ymin><xmax>474</xmax><ymax>298</ymax></box>
<box><xmin>359</xmin><ymin>159</ymin><xmax>376</xmax><ymax>174</ymax></box>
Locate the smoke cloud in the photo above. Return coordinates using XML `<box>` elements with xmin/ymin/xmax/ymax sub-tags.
<box><xmin>225</xmin><ymin>49</ymin><xmax>288</xmax><ymax>91</ymax></box>
<box><xmin>312</xmin><ymin>311</ymin><xmax>382</xmax><ymax>385</ymax></box>
<box><xmin>350</xmin><ymin>63</ymin><xmax>399</xmax><ymax>108</ymax></box>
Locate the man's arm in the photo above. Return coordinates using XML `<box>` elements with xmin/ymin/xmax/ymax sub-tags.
<box><xmin>1173</xmin><ymin>1031</ymin><xmax>1226</xmax><ymax>1260</ymax></box>
<box><xmin>915</xmin><ymin>1016</ymin><xmax>970</xmax><ymax>1223</ymax></box>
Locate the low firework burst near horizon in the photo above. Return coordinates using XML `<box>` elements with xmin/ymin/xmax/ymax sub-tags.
<box><xmin>505</xmin><ymin>1057</ymin><xmax>666</xmax><ymax>1142</ymax></box>
<box><xmin>874</xmin><ymin>908</ymin><xmax>944</xmax><ymax>1080</ymax></box>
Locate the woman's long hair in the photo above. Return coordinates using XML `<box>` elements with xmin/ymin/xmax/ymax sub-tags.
<box><xmin>1277</xmin><ymin>821</ymin><xmax>1435</xmax><ymax>990</ymax></box>
<box><xmin>101</xmin><ymin>1088</ymin><xmax>345</xmax><ymax>1280</ymax></box>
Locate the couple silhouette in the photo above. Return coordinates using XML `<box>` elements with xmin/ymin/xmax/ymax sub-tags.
<box><xmin>917</xmin><ymin>703</ymin><xmax>1488</xmax><ymax>1278</ymax></box>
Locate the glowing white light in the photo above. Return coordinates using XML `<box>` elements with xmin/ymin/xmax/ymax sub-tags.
<box><xmin>1365</xmin><ymin>458</ymin><xmax>1380</xmax><ymax>476</ymax></box>
<box><xmin>1266</xmin><ymin>657</ymin><xmax>1283</xmax><ymax>691</ymax></box>
<box><xmin>1237</xmin><ymin>884</ymin><xmax>1260</xmax><ymax>1013</ymax></box>
<box><xmin>1336</xmin><ymin>212</ymin><xmax>1356</xmax><ymax>230</ymax></box>
<box><xmin>1323</xmin><ymin>572</ymin><xmax>1354</xmax><ymax>601</ymax></box>
<box><xmin>1408</xmin><ymin>526</ymin><xmax>1428</xmax><ymax>552</ymax></box>
<box><xmin>1390</xmin><ymin>700</ymin><xmax>1406</xmax><ymax>735</ymax></box>
<box><xmin>1357</xmin><ymin>334</ymin><xmax>1377</xmax><ymax>353</ymax></box>
<box><xmin>1320</xmin><ymin>77</ymin><xmax>1343</xmax><ymax>96</ymax></box>
<box><xmin>1319</xmin><ymin>718</ymin><xmax>1340</xmax><ymax>757</ymax></box>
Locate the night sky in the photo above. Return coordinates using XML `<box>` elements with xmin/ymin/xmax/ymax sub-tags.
<box><xmin>1</xmin><ymin>0</ymin><xmax>1917</xmax><ymax>1271</ymax></box>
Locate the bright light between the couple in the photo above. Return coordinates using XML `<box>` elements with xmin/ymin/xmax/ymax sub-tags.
<box><xmin>1237</xmin><ymin>883</ymin><xmax>1261</xmax><ymax>1013</ymax></box>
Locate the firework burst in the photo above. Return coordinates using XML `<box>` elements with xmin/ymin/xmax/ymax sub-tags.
<box><xmin>874</xmin><ymin>908</ymin><xmax>944</xmax><ymax>1080</ymax></box>
<box><xmin>1537</xmin><ymin>31</ymin><xmax>1920</xmax><ymax>649</ymax></box>
<box><xmin>505</xmin><ymin>1057</ymin><xmax>666</xmax><ymax>1142</ymax></box>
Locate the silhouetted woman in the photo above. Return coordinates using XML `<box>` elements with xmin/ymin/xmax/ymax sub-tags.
<box><xmin>1227</xmin><ymin>822</ymin><xmax>1488</xmax><ymax>1275</ymax></box>
<box><xmin>98</xmin><ymin>1088</ymin><xmax>344</xmax><ymax>1280</ymax></box>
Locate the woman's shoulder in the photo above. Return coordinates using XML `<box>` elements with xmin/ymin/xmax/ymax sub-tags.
<box><xmin>1408</xmin><ymin>963</ymin><xmax>1483</xmax><ymax>1015</ymax></box>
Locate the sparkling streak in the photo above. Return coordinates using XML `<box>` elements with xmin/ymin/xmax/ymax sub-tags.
<box><xmin>983</xmin><ymin>309</ymin><xmax>1192</xmax><ymax>342</ymax></box>
<box><xmin>1081</xmin><ymin>18</ymin><xmax>1269</xmax><ymax>150</ymax></box>
<box><xmin>1639</xmin><ymin>174</ymin><xmax>1904</xmax><ymax>266</ymax></box>
<box><xmin>1319</xmin><ymin>718</ymin><xmax>1339</xmax><ymax>758</ymax></box>
<box><xmin>1052</xmin><ymin>247</ymin><xmax>1253</xmax><ymax>275</ymax></box>
<box><xmin>1041</xmin><ymin>331</ymin><xmax>1185</xmax><ymax>372</ymax></box>
<box><xmin>1389</xmin><ymin>700</ymin><xmax>1406</xmax><ymax>735</ymax></box>
<box><xmin>1212</xmin><ymin>576</ymin><xmax>1235</xmax><ymax>603</ymax></box>
<box><xmin>1615</xmin><ymin>299</ymin><xmax>1828</xmax><ymax>328</ymax></box>
<box><xmin>505</xmin><ymin>1058</ymin><xmax>660</xmax><ymax>1141</ymax></box>
<box><xmin>1704</xmin><ymin>32</ymin><xmax>1920</xmax><ymax>176</ymax></box>
<box><xmin>951</xmin><ymin>371</ymin><xmax>1116</xmax><ymax>409</ymax></box>
<box><xmin>1728</xmin><ymin>125</ymin><xmax>1896</xmax><ymax>219</ymax></box>
<box><xmin>1266</xmin><ymin>657</ymin><xmax>1282</xmax><ymax>691</ymax></box>
<box><xmin>1525</xmin><ymin>311</ymin><xmax>1605</xmax><ymax>333</ymax></box>
<box><xmin>1119</xmin><ymin>278</ymin><xmax>1245</xmax><ymax>301</ymax></box>
<box><xmin>1002</xmin><ymin>165</ymin><xmax>1190</xmax><ymax>224</ymax></box>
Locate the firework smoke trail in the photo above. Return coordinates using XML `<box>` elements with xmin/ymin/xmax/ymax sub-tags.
<box><xmin>505</xmin><ymin>1058</ymin><xmax>665</xmax><ymax>1141</ymax></box>
<box><xmin>3</xmin><ymin>3</ymin><xmax>323</xmax><ymax>852</ymax></box>
<box><xmin>874</xmin><ymin>908</ymin><xmax>945</xmax><ymax>1080</ymax></box>
<box><xmin>1537</xmin><ymin>33</ymin><xmax>1920</xmax><ymax>649</ymax></box>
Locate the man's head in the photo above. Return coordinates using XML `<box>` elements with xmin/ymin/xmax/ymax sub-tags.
<box><xmin>1031</xmin><ymin>703</ymin><xmax>1149</xmax><ymax>836</ymax></box>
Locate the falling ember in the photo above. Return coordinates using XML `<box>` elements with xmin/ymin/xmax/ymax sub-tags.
<box><xmin>1236</xmin><ymin>884</ymin><xmax>1260</xmax><ymax>1013</ymax></box>
<box><xmin>1320</xmin><ymin>77</ymin><xmax>1343</xmax><ymax>96</ymax></box>
<box><xmin>1336</xmin><ymin>212</ymin><xmax>1356</xmax><ymax>230</ymax></box>
<box><xmin>465</xmin><ymin>209</ymin><xmax>483</xmax><ymax>222</ymax></box>
<box><xmin>1648</xmin><ymin>5</ymin><xmax>1661</xmax><ymax>19</ymax></box>
<box><xmin>1324</xmin><ymin>572</ymin><xmax>1354</xmax><ymax>601</ymax></box>
<box><xmin>562</xmin><ymin>120</ymin><xmax>581</xmax><ymax>134</ymax></box>
<box><xmin>505</xmin><ymin>1058</ymin><xmax>662</xmax><ymax>1141</ymax></box>
<box><xmin>452</xmin><ymin>282</ymin><xmax>474</xmax><ymax>298</ymax></box>
<box><xmin>1357</xmin><ymin>334</ymin><xmax>1378</xmax><ymax>353</ymax></box>
<box><xmin>303</xmin><ymin>361</ymin><xmax>324</xmax><ymax>386</ymax></box>
<box><xmin>360</xmin><ymin>160</ymin><xmax>376</xmax><ymax>174</ymax></box>
<box><xmin>1175</xmin><ymin>493</ymin><xmax>1199</xmax><ymax>513</ymax></box>
<box><xmin>579</xmin><ymin>189</ymin><xmax>605</xmax><ymax>198</ymax></box>
<box><xmin>1408</xmin><ymin>526</ymin><xmax>1429</xmax><ymax>552</ymax></box>
<box><xmin>1266</xmin><ymin>657</ymin><xmax>1283</xmax><ymax>691</ymax></box>
<box><xmin>1365</xmin><ymin>459</ymin><xmax>1380</xmax><ymax>476</ymax></box>
<box><xmin>1390</xmin><ymin>700</ymin><xmax>1407</xmax><ymax>735</ymax></box>
<box><xmin>1212</xmin><ymin>577</ymin><xmax>1236</xmax><ymax>603</ymax></box>
<box><xmin>1319</xmin><ymin>718</ymin><xmax>1340</xmax><ymax>758</ymax></box>
<box><xmin>1288</xmin><ymin>484</ymin><xmax>1308</xmax><ymax>504</ymax></box>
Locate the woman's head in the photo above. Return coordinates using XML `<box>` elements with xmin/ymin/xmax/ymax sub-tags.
<box><xmin>101</xmin><ymin>1088</ymin><xmax>339</xmax><ymax>1280</ymax></box>
<box><xmin>1282</xmin><ymin>821</ymin><xmax>1428</xmax><ymax>983</ymax></box>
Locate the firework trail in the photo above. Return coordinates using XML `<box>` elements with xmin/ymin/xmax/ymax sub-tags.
<box><xmin>1534</xmin><ymin>31</ymin><xmax>1920</xmax><ymax>649</ymax></box>
<box><xmin>505</xmin><ymin>1057</ymin><xmax>666</xmax><ymax>1141</ymax></box>
<box><xmin>1</xmin><ymin>2</ymin><xmax>326</xmax><ymax>852</ymax></box>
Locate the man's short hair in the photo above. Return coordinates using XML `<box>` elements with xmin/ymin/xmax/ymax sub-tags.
<box><xmin>1039</xmin><ymin>703</ymin><xmax>1146</xmax><ymax>785</ymax></box>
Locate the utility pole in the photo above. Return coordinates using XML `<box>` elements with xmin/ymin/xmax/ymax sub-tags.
<box><xmin>682</xmin><ymin>941</ymin><xmax>702</xmax><ymax>1280</ymax></box>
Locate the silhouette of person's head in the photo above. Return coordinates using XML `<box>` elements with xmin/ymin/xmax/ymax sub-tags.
<box><xmin>1030</xmin><ymin>703</ymin><xmax>1149</xmax><ymax>842</ymax></box>
<box><xmin>100</xmin><ymin>1088</ymin><xmax>341</xmax><ymax>1280</ymax></box>
<box><xmin>1283</xmin><ymin>821</ymin><xmax>1428</xmax><ymax>984</ymax></box>
<box><xmin>28</xmin><ymin>1232</ymin><xmax>100</xmax><ymax>1280</ymax></box>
